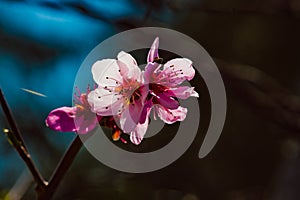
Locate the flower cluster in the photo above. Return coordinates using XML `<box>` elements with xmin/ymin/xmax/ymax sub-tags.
<box><xmin>46</xmin><ymin>37</ymin><xmax>198</xmax><ymax>145</ymax></box>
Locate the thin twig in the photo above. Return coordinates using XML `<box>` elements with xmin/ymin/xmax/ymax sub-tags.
<box><xmin>38</xmin><ymin>135</ymin><xmax>83</xmax><ymax>200</ymax></box>
<box><xmin>0</xmin><ymin>89</ymin><xmax>27</xmax><ymax>149</ymax></box>
<box><xmin>214</xmin><ymin>58</ymin><xmax>300</xmax><ymax>132</ymax></box>
<box><xmin>0</xmin><ymin>88</ymin><xmax>47</xmax><ymax>189</ymax></box>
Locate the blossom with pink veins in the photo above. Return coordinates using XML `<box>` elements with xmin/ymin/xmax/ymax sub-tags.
<box><xmin>144</xmin><ymin>37</ymin><xmax>199</xmax><ymax>125</ymax></box>
<box><xmin>87</xmin><ymin>38</ymin><xmax>199</xmax><ymax>145</ymax></box>
<box><xmin>87</xmin><ymin>51</ymin><xmax>149</xmax><ymax>144</ymax></box>
<box><xmin>55</xmin><ymin>37</ymin><xmax>199</xmax><ymax>145</ymax></box>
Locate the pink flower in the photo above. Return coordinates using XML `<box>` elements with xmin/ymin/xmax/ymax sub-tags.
<box><xmin>87</xmin><ymin>38</ymin><xmax>199</xmax><ymax>145</ymax></box>
<box><xmin>145</xmin><ymin>37</ymin><xmax>199</xmax><ymax>124</ymax></box>
<box><xmin>46</xmin><ymin>87</ymin><xmax>100</xmax><ymax>134</ymax></box>
<box><xmin>124</xmin><ymin>37</ymin><xmax>198</xmax><ymax>144</ymax></box>
<box><xmin>47</xmin><ymin>37</ymin><xmax>198</xmax><ymax>145</ymax></box>
<box><xmin>87</xmin><ymin>51</ymin><xmax>149</xmax><ymax>144</ymax></box>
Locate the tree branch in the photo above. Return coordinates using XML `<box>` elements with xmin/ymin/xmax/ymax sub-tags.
<box><xmin>0</xmin><ymin>88</ymin><xmax>47</xmax><ymax>189</ymax></box>
<box><xmin>214</xmin><ymin>58</ymin><xmax>300</xmax><ymax>132</ymax></box>
<box><xmin>37</xmin><ymin>135</ymin><xmax>83</xmax><ymax>200</ymax></box>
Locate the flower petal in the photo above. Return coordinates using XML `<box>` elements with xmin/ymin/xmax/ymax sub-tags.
<box><xmin>155</xmin><ymin>105</ymin><xmax>187</xmax><ymax>124</ymax></box>
<box><xmin>91</xmin><ymin>59</ymin><xmax>123</xmax><ymax>87</ymax></box>
<box><xmin>46</xmin><ymin>106</ymin><xmax>77</xmax><ymax>132</ymax></box>
<box><xmin>87</xmin><ymin>88</ymin><xmax>123</xmax><ymax>116</ymax></box>
<box><xmin>119</xmin><ymin>96</ymin><xmax>144</xmax><ymax>133</ymax></box>
<box><xmin>168</xmin><ymin>86</ymin><xmax>199</xmax><ymax>99</ymax></box>
<box><xmin>162</xmin><ymin>58</ymin><xmax>195</xmax><ymax>86</ymax></box>
<box><xmin>130</xmin><ymin>119</ymin><xmax>149</xmax><ymax>145</ymax></box>
<box><xmin>139</xmin><ymin>99</ymin><xmax>153</xmax><ymax>124</ymax></box>
<box><xmin>119</xmin><ymin>105</ymin><xmax>138</xmax><ymax>133</ymax></box>
<box><xmin>130</xmin><ymin>106</ymin><xmax>152</xmax><ymax>145</ymax></box>
<box><xmin>147</xmin><ymin>37</ymin><xmax>159</xmax><ymax>62</ymax></box>
<box><xmin>156</xmin><ymin>92</ymin><xmax>179</xmax><ymax>109</ymax></box>
<box><xmin>117</xmin><ymin>51</ymin><xmax>142</xmax><ymax>81</ymax></box>
<box><xmin>75</xmin><ymin>109</ymin><xmax>99</xmax><ymax>134</ymax></box>
<box><xmin>144</xmin><ymin>62</ymin><xmax>161</xmax><ymax>83</ymax></box>
<box><xmin>117</xmin><ymin>51</ymin><xmax>137</xmax><ymax>68</ymax></box>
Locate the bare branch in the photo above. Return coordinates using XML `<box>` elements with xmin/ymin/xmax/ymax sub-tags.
<box><xmin>215</xmin><ymin>58</ymin><xmax>300</xmax><ymax>132</ymax></box>
<box><xmin>37</xmin><ymin>136</ymin><xmax>83</xmax><ymax>200</ymax></box>
<box><xmin>0</xmin><ymin>89</ymin><xmax>47</xmax><ymax>189</ymax></box>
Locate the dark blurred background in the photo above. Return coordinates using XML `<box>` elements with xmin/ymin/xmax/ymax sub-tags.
<box><xmin>1</xmin><ymin>0</ymin><xmax>300</xmax><ymax>199</ymax></box>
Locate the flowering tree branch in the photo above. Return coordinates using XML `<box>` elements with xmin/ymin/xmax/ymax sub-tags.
<box><xmin>2</xmin><ymin>55</ymin><xmax>300</xmax><ymax>200</ymax></box>
<box><xmin>0</xmin><ymin>89</ymin><xmax>47</xmax><ymax>190</ymax></box>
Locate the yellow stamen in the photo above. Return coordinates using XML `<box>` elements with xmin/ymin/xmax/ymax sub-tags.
<box><xmin>115</xmin><ymin>86</ymin><xmax>122</xmax><ymax>93</ymax></box>
<box><xmin>75</xmin><ymin>104</ymin><xmax>84</xmax><ymax>111</ymax></box>
<box><xmin>124</xmin><ymin>97</ymin><xmax>130</xmax><ymax>106</ymax></box>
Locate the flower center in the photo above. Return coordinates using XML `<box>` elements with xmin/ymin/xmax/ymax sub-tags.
<box><xmin>114</xmin><ymin>78</ymin><xmax>142</xmax><ymax>106</ymax></box>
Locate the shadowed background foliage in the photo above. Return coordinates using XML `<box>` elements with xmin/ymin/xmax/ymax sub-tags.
<box><xmin>1</xmin><ymin>0</ymin><xmax>300</xmax><ymax>199</ymax></box>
